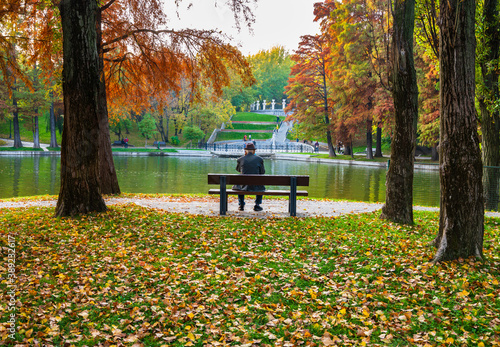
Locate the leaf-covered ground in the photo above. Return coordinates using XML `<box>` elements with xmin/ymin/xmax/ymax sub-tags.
<box><xmin>1</xmin><ymin>205</ymin><xmax>499</xmax><ymax>346</ymax></box>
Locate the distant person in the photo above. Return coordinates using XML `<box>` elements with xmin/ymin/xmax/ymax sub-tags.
<box><xmin>249</xmin><ymin>134</ymin><xmax>252</xmax><ymax>141</ymax></box>
<box><xmin>314</xmin><ymin>141</ymin><xmax>319</xmax><ymax>152</ymax></box>
<box><xmin>244</xmin><ymin>135</ymin><xmax>247</xmax><ymax>141</ymax></box>
<box><xmin>124</xmin><ymin>137</ymin><xmax>129</xmax><ymax>148</ymax></box>
<box><xmin>233</xmin><ymin>142</ymin><xmax>265</xmax><ymax>212</ymax></box>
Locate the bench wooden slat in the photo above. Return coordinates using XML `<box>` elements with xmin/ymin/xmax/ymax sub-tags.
<box><xmin>208</xmin><ymin>173</ymin><xmax>309</xmax><ymax>217</ymax></box>
<box><xmin>208</xmin><ymin>174</ymin><xmax>309</xmax><ymax>186</ymax></box>
<box><xmin>208</xmin><ymin>189</ymin><xmax>308</xmax><ymax>196</ymax></box>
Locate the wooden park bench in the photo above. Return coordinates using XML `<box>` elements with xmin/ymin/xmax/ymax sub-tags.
<box><xmin>208</xmin><ymin>174</ymin><xmax>309</xmax><ymax>217</ymax></box>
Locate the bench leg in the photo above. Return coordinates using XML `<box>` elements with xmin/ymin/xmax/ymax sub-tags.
<box><xmin>290</xmin><ymin>177</ymin><xmax>297</xmax><ymax>217</ymax></box>
<box><xmin>220</xmin><ymin>176</ymin><xmax>227</xmax><ymax>215</ymax></box>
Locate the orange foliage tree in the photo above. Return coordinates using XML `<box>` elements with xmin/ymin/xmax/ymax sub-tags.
<box><xmin>317</xmin><ymin>0</ymin><xmax>392</xmax><ymax>159</ymax></box>
<box><xmin>2</xmin><ymin>0</ymin><xmax>256</xmax><ymax>215</ymax></box>
<box><xmin>286</xmin><ymin>34</ymin><xmax>336</xmax><ymax>156</ymax></box>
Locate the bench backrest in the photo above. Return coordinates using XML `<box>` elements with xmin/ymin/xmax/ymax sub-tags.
<box><xmin>208</xmin><ymin>174</ymin><xmax>309</xmax><ymax>186</ymax></box>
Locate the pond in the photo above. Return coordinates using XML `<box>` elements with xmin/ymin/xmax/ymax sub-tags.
<box><xmin>0</xmin><ymin>155</ymin><xmax>441</xmax><ymax>206</ymax></box>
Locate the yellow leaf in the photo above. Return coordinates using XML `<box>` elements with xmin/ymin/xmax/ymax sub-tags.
<box><xmin>187</xmin><ymin>332</ymin><xmax>195</xmax><ymax>341</ymax></box>
<box><xmin>445</xmin><ymin>337</ymin><xmax>454</xmax><ymax>344</ymax></box>
<box><xmin>478</xmin><ymin>343</ymin><xmax>485</xmax><ymax>347</ymax></box>
<box><xmin>187</xmin><ymin>313</ymin><xmax>195</xmax><ymax>320</ymax></box>
<box><xmin>25</xmin><ymin>329</ymin><xmax>33</xmax><ymax>338</ymax></box>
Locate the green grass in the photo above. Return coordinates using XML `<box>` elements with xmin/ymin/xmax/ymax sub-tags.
<box><xmin>232</xmin><ymin>112</ymin><xmax>284</xmax><ymax>123</ymax></box>
<box><xmin>0</xmin><ymin>113</ymin><xmax>63</xmax><ymax>145</ymax></box>
<box><xmin>216</xmin><ymin>132</ymin><xmax>272</xmax><ymax>141</ymax></box>
<box><xmin>111</xmin><ymin>148</ymin><xmax>178</xmax><ymax>153</ymax></box>
<box><xmin>0</xmin><ymin>146</ymin><xmax>44</xmax><ymax>151</ymax></box>
<box><xmin>1</xmin><ymin>200</ymin><xmax>499</xmax><ymax>346</ymax></box>
<box><xmin>229</xmin><ymin>123</ymin><xmax>277</xmax><ymax>131</ymax></box>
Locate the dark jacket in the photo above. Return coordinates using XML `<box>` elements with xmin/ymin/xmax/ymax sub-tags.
<box><xmin>232</xmin><ymin>153</ymin><xmax>265</xmax><ymax>191</ymax></box>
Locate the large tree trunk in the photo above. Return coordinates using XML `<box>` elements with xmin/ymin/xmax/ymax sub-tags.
<box><xmin>479</xmin><ymin>0</ymin><xmax>500</xmax><ymax>211</ymax></box>
<box><xmin>374</xmin><ymin>123</ymin><xmax>383</xmax><ymax>157</ymax></box>
<box><xmin>96</xmin><ymin>5</ymin><xmax>120</xmax><ymax>195</ymax></box>
<box><xmin>49</xmin><ymin>99</ymin><xmax>58</xmax><ymax>148</ymax></box>
<box><xmin>55</xmin><ymin>0</ymin><xmax>107</xmax><ymax>217</ymax></box>
<box><xmin>380</xmin><ymin>0</ymin><xmax>418</xmax><ymax>224</ymax></box>
<box><xmin>433</xmin><ymin>0</ymin><xmax>484</xmax><ymax>262</ymax></box>
<box><xmin>366</xmin><ymin>119</ymin><xmax>374</xmax><ymax>159</ymax></box>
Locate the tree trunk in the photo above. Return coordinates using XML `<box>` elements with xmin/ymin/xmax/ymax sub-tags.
<box><xmin>374</xmin><ymin>123</ymin><xmax>383</xmax><ymax>157</ymax></box>
<box><xmin>366</xmin><ymin>119</ymin><xmax>374</xmax><ymax>159</ymax></box>
<box><xmin>433</xmin><ymin>0</ymin><xmax>483</xmax><ymax>261</ymax></box>
<box><xmin>381</xmin><ymin>0</ymin><xmax>418</xmax><ymax>225</ymax></box>
<box><xmin>55</xmin><ymin>0</ymin><xmax>107</xmax><ymax>217</ymax></box>
<box><xmin>12</xmin><ymin>96</ymin><xmax>22</xmax><ymax>148</ymax></box>
<box><xmin>33</xmin><ymin>114</ymin><xmax>40</xmax><ymax>149</ymax></box>
<box><xmin>479</xmin><ymin>0</ymin><xmax>500</xmax><ymax>211</ymax></box>
<box><xmin>96</xmin><ymin>5</ymin><xmax>120</xmax><ymax>195</ymax></box>
<box><xmin>431</xmin><ymin>145</ymin><xmax>439</xmax><ymax>161</ymax></box>
<box><xmin>49</xmin><ymin>98</ymin><xmax>58</xmax><ymax>148</ymax></box>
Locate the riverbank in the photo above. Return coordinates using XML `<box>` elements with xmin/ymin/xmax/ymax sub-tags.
<box><xmin>1</xmin><ymin>138</ymin><xmax>440</xmax><ymax>170</ymax></box>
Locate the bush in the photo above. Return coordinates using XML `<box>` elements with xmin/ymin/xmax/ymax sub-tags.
<box><xmin>170</xmin><ymin>136</ymin><xmax>180</xmax><ymax>145</ymax></box>
<box><xmin>183</xmin><ymin>126</ymin><xmax>205</xmax><ymax>142</ymax></box>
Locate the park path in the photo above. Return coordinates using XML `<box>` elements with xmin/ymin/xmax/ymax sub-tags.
<box><xmin>3</xmin><ymin>196</ymin><xmax>499</xmax><ymax>219</ymax></box>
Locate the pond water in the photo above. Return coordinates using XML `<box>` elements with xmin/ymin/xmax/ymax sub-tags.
<box><xmin>0</xmin><ymin>155</ymin><xmax>440</xmax><ymax>206</ymax></box>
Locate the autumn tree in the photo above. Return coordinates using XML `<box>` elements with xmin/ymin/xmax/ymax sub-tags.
<box><xmin>286</xmin><ymin>35</ymin><xmax>336</xmax><ymax>156</ymax></box>
<box><xmin>433</xmin><ymin>0</ymin><xmax>484</xmax><ymax>261</ymax></box>
<box><xmin>380</xmin><ymin>0</ymin><xmax>419</xmax><ymax>224</ymax></box>
<box><xmin>316</xmin><ymin>0</ymin><xmax>392</xmax><ymax>159</ymax></box>
<box><xmin>55</xmin><ymin>0</ymin><xmax>107</xmax><ymax>217</ymax></box>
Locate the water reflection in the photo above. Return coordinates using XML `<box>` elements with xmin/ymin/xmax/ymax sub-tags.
<box><xmin>0</xmin><ymin>155</ymin><xmax>441</xmax><ymax>206</ymax></box>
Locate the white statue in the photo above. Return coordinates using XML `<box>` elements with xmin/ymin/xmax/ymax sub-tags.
<box><xmin>263</xmin><ymin>100</ymin><xmax>267</xmax><ymax>110</ymax></box>
<box><xmin>282</xmin><ymin>99</ymin><xmax>286</xmax><ymax>109</ymax></box>
<box><xmin>256</xmin><ymin>100</ymin><xmax>260</xmax><ymax>110</ymax></box>
<box><xmin>272</xmin><ymin>99</ymin><xmax>276</xmax><ymax>110</ymax></box>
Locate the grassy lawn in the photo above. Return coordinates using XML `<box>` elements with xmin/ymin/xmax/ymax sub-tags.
<box><xmin>0</xmin><ymin>113</ymin><xmax>63</xmax><ymax>145</ymax></box>
<box><xmin>216</xmin><ymin>132</ymin><xmax>272</xmax><ymax>141</ymax></box>
<box><xmin>229</xmin><ymin>123</ymin><xmax>277</xmax><ymax>131</ymax></box>
<box><xmin>111</xmin><ymin>148</ymin><xmax>178</xmax><ymax>153</ymax></box>
<box><xmin>0</xmin><ymin>146</ymin><xmax>44</xmax><ymax>151</ymax></box>
<box><xmin>232</xmin><ymin>112</ymin><xmax>284</xmax><ymax>123</ymax></box>
<box><xmin>1</xmin><ymin>200</ymin><xmax>499</xmax><ymax>346</ymax></box>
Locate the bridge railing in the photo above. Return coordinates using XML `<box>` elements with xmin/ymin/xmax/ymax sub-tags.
<box><xmin>187</xmin><ymin>142</ymin><xmax>315</xmax><ymax>153</ymax></box>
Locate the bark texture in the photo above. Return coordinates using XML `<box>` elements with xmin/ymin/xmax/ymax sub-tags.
<box><xmin>434</xmin><ymin>0</ymin><xmax>484</xmax><ymax>261</ymax></box>
<box><xmin>55</xmin><ymin>0</ymin><xmax>107</xmax><ymax>217</ymax></box>
<box><xmin>374</xmin><ymin>124</ymin><xmax>383</xmax><ymax>157</ymax></box>
<box><xmin>49</xmin><ymin>100</ymin><xmax>58</xmax><ymax>148</ymax></box>
<box><xmin>380</xmin><ymin>0</ymin><xmax>418</xmax><ymax>224</ymax></box>
<box><xmin>12</xmin><ymin>98</ymin><xmax>22</xmax><ymax>148</ymax></box>
<box><xmin>96</xmin><ymin>6</ymin><xmax>121</xmax><ymax>195</ymax></box>
<box><xmin>479</xmin><ymin>0</ymin><xmax>500</xmax><ymax>211</ymax></box>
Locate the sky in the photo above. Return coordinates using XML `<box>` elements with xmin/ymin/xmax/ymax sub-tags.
<box><xmin>164</xmin><ymin>0</ymin><xmax>321</xmax><ymax>55</ymax></box>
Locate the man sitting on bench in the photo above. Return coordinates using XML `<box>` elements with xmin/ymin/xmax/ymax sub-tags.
<box><xmin>233</xmin><ymin>142</ymin><xmax>266</xmax><ymax>211</ymax></box>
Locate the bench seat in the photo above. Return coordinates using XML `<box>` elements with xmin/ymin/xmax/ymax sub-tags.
<box><xmin>208</xmin><ymin>174</ymin><xmax>309</xmax><ymax>216</ymax></box>
<box><xmin>208</xmin><ymin>189</ymin><xmax>308</xmax><ymax>196</ymax></box>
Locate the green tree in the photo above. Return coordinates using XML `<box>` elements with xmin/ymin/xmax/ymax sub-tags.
<box><xmin>248</xmin><ymin>46</ymin><xmax>293</xmax><ymax>103</ymax></box>
<box><xmin>138</xmin><ymin>113</ymin><xmax>157</xmax><ymax>147</ymax></box>
<box><xmin>183</xmin><ymin>125</ymin><xmax>205</xmax><ymax>143</ymax></box>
